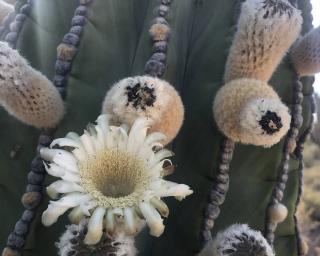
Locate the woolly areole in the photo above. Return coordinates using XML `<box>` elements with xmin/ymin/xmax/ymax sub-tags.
<box><xmin>149</xmin><ymin>23</ymin><xmax>171</xmax><ymax>42</ymax></box>
<box><xmin>213</xmin><ymin>78</ymin><xmax>290</xmax><ymax>147</ymax></box>
<box><xmin>267</xmin><ymin>203</ymin><xmax>288</xmax><ymax>224</ymax></box>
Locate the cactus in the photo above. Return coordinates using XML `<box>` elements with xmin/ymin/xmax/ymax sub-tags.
<box><xmin>0</xmin><ymin>0</ymin><xmax>315</xmax><ymax>256</ymax></box>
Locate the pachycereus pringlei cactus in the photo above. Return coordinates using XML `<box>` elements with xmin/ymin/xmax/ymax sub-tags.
<box><xmin>0</xmin><ymin>0</ymin><xmax>315</xmax><ymax>256</ymax></box>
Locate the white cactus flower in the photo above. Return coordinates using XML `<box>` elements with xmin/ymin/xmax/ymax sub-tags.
<box><xmin>41</xmin><ymin>114</ymin><xmax>193</xmax><ymax>245</ymax></box>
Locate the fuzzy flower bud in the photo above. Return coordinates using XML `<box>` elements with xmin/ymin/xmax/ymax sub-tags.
<box><xmin>291</xmin><ymin>26</ymin><xmax>320</xmax><ymax>76</ymax></box>
<box><xmin>0</xmin><ymin>42</ymin><xmax>64</xmax><ymax>128</ymax></box>
<box><xmin>224</xmin><ymin>0</ymin><xmax>302</xmax><ymax>82</ymax></box>
<box><xmin>102</xmin><ymin>76</ymin><xmax>184</xmax><ymax>145</ymax></box>
<box><xmin>213</xmin><ymin>78</ymin><xmax>290</xmax><ymax>147</ymax></box>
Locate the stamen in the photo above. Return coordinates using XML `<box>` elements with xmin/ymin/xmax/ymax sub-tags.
<box><xmin>79</xmin><ymin>149</ymin><xmax>150</xmax><ymax>208</ymax></box>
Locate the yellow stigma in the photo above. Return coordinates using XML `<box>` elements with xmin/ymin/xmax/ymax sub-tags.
<box><xmin>79</xmin><ymin>149</ymin><xmax>150</xmax><ymax>208</ymax></box>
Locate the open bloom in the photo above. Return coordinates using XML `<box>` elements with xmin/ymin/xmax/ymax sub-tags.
<box><xmin>40</xmin><ymin>115</ymin><xmax>193</xmax><ymax>245</ymax></box>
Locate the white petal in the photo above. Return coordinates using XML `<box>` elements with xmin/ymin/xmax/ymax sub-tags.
<box><xmin>157</xmin><ymin>182</ymin><xmax>193</xmax><ymax>200</ymax></box>
<box><xmin>72</xmin><ymin>148</ymin><xmax>88</xmax><ymax>162</ymax></box>
<box><xmin>42</xmin><ymin>203</ymin><xmax>71</xmax><ymax>226</ymax></box>
<box><xmin>50</xmin><ymin>138</ymin><xmax>81</xmax><ymax>149</ymax></box>
<box><xmin>96</xmin><ymin>114</ymin><xmax>111</xmax><ymax>133</ymax></box>
<box><xmin>138</xmin><ymin>146</ymin><xmax>155</xmax><ymax>160</ymax></box>
<box><xmin>80</xmin><ymin>132</ymin><xmax>95</xmax><ymax>156</ymax></box>
<box><xmin>79</xmin><ymin>200</ymin><xmax>97</xmax><ymax>216</ymax></box>
<box><xmin>42</xmin><ymin>149</ymin><xmax>79</xmax><ymax>172</ymax></box>
<box><xmin>150</xmin><ymin>160</ymin><xmax>172</xmax><ymax>176</ymax></box>
<box><xmin>144</xmin><ymin>132</ymin><xmax>166</xmax><ymax>147</ymax></box>
<box><xmin>62</xmin><ymin>171</ymin><xmax>81</xmax><ymax>183</ymax></box>
<box><xmin>124</xmin><ymin>207</ymin><xmax>136</xmax><ymax>235</ymax></box>
<box><xmin>47</xmin><ymin>180</ymin><xmax>84</xmax><ymax>199</ymax></box>
<box><xmin>113</xmin><ymin>208</ymin><xmax>124</xmax><ymax>218</ymax></box>
<box><xmin>139</xmin><ymin>202</ymin><xmax>164</xmax><ymax>237</ymax></box>
<box><xmin>86</xmin><ymin>123</ymin><xmax>97</xmax><ymax>137</ymax></box>
<box><xmin>45</xmin><ymin>163</ymin><xmax>80</xmax><ymax>184</ymax></box>
<box><xmin>134</xmin><ymin>206</ymin><xmax>144</xmax><ymax>219</ymax></box>
<box><xmin>105</xmin><ymin>126</ymin><xmax>117</xmax><ymax>148</ymax></box>
<box><xmin>56</xmin><ymin>193</ymin><xmax>91</xmax><ymax>207</ymax></box>
<box><xmin>87</xmin><ymin>124</ymin><xmax>106</xmax><ymax>152</ymax></box>
<box><xmin>127</xmin><ymin>118</ymin><xmax>149</xmax><ymax>154</ymax></box>
<box><xmin>53</xmin><ymin>156</ymin><xmax>78</xmax><ymax>173</ymax></box>
<box><xmin>94</xmin><ymin>126</ymin><xmax>106</xmax><ymax>151</ymax></box>
<box><xmin>68</xmin><ymin>206</ymin><xmax>84</xmax><ymax>224</ymax></box>
<box><xmin>84</xmin><ymin>207</ymin><xmax>106</xmax><ymax>245</ymax></box>
<box><xmin>149</xmin><ymin>180</ymin><xmax>163</xmax><ymax>191</ymax></box>
<box><xmin>150</xmin><ymin>197</ymin><xmax>169</xmax><ymax>218</ymax></box>
<box><xmin>106</xmin><ymin>209</ymin><xmax>115</xmax><ymax>235</ymax></box>
<box><xmin>46</xmin><ymin>187</ymin><xmax>59</xmax><ymax>199</ymax></box>
<box><xmin>114</xmin><ymin>127</ymin><xmax>128</xmax><ymax>151</ymax></box>
<box><xmin>66</xmin><ymin>132</ymin><xmax>81</xmax><ymax>142</ymax></box>
<box><xmin>40</xmin><ymin>148</ymin><xmax>64</xmax><ymax>162</ymax></box>
<box><xmin>120</xmin><ymin>123</ymin><xmax>129</xmax><ymax>132</ymax></box>
<box><xmin>138</xmin><ymin>133</ymin><xmax>166</xmax><ymax>160</ymax></box>
<box><xmin>64</xmin><ymin>133</ymin><xmax>88</xmax><ymax>161</ymax></box>
<box><xmin>148</xmin><ymin>149</ymin><xmax>174</xmax><ymax>168</ymax></box>
<box><xmin>44</xmin><ymin>163</ymin><xmax>65</xmax><ymax>178</ymax></box>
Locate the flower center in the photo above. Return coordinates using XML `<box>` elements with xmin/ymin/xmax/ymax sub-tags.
<box><xmin>79</xmin><ymin>149</ymin><xmax>150</xmax><ymax>208</ymax></box>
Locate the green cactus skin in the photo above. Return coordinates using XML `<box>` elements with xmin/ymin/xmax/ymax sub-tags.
<box><xmin>0</xmin><ymin>0</ymin><xmax>314</xmax><ymax>255</ymax></box>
